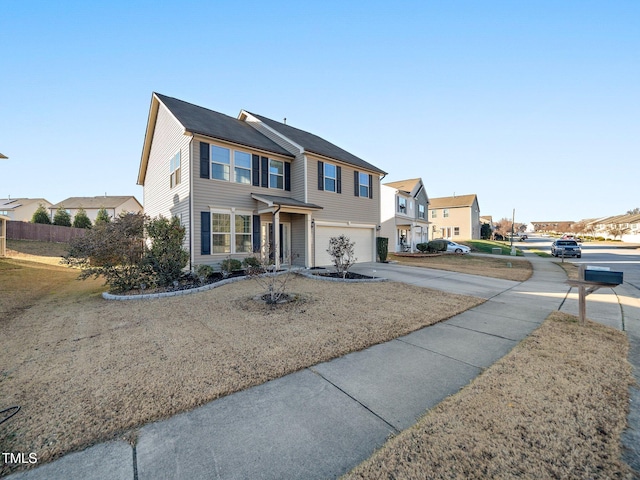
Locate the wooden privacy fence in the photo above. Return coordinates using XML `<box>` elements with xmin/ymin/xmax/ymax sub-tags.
<box><xmin>7</xmin><ymin>221</ymin><xmax>87</xmax><ymax>243</ymax></box>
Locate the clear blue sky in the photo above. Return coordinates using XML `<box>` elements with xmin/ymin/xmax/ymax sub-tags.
<box><xmin>1</xmin><ymin>1</ymin><xmax>638</xmax><ymax>223</ymax></box>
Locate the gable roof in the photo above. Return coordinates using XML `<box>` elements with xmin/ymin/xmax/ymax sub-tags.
<box><xmin>246</xmin><ymin>112</ymin><xmax>386</xmax><ymax>175</ymax></box>
<box><xmin>0</xmin><ymin>198</ymin><xmax>50</xmax><ymax>210</ymax></box>
<box><xmin>50</xmin><ymin>196</ymin><xmax>142</xmax><ymax>210</ymax></box>
<box><xmin>384</xmin><ymin>178</ymin><xmax>422</xmax><ymax>195</ymax></box>
<box><xmin>429</xmin><ymin>194</ymin><xmax>478</xmax><ymax>209</ymax></box>
<box><xmin>155</xmin><ymin>94</ymin><xmax>294</xmax><ymax>158</ymax></box>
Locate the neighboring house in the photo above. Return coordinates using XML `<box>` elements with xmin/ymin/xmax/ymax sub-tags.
<box><xmin>0</xmin><ymin>198</ymin><xmax>52</xmax><ymax>222</ymax></box>
<box><xmin>428</xmin><ymin>194</ymin><xmax>481</xmax><ymax>240</ymax></box>
<box><xmin>49</xmin><ymin>196</ymin><xmax>143</xmax><ymax>224</ymax></box>
<box><xmin>137</xmin><ymin>93</ymin><xmax>386</xmax><ymax>269</ymax></box>
<box><xmin>380</xmin><ymin>178</ymin><xmax>430</xmax><ymax>253</ymax></box>
<box><xmin>530</xmin><ymin>221</ymin><xmax>575</xmax><ymax>233</ymax></box>
<box><xmin>586</xmin><ymin>214</ymin><xmax>640</xmax><ymax>243</ymax></box>
<box><xmin>0</xmin><ymin>214</ymin><xmax>9</xmax><ymax>256</ymax></box>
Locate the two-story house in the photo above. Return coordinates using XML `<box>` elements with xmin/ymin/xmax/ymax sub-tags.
<box><xmin>428</xmin><ymin>194</ymin><xmax>481</xmax><ymax>240</ymax></box>
<box><xmin>380</xmin><ymin>178</ymin><xmax>430</xmax><ymax>252</ymax></box>
<box><xmin>0</xmin><ymin>198</ymin><xmax>52</xmax><ymax>222</ymax></box>
<box><xmin>137</xmin><ymin>93</ymin><xmax>386</xmax><ymax>270</ymax></box>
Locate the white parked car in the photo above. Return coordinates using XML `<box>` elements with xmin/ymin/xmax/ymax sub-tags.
<box><xmin>446</xmin><ymin>241</ymin><xmax>471</xmax><ymax>254</ymax></box>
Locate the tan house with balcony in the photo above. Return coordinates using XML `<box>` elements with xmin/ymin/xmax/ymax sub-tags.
<box><xmin>137</xmin><ymin>93</ymin><xmax>386</xmax><ymax>269</ymax></box>
<box><xmin>428</xmin><ymin>194</ymin><xmax>481</xmax><ymax>240</ymax></box>
<box><xmin>380</xmin><ymin>178</ymin><xmax>430</xmax><ymax>252</ymax></box>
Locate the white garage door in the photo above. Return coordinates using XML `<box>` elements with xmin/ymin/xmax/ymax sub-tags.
<box><xmin>315</xmin><ymin>225</ymin><xmax>375</xmax><ymax>267</ymax></box>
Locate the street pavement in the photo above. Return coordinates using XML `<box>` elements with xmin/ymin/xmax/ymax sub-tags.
<box><xmin>6</xmin><ymin>251</ymin><xmax>639</xmax><ymax>479</ymax></box>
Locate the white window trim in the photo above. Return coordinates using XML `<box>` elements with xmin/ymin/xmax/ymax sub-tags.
<box><xmin>418</xmin><ymin>204</ymin><xmax>425</xmax><ymax>219</ymax></box>
<box><xmin>170</xmin><ymin>151</ymin><xmax>181</xmax><ymax>188</ymax></box>
<box><xmin>269</xmin><ymin>159</ymin><xmax>284</xmax><ymax>190</ymax></box>
<box><xmin>210</xmin><ymin>145</ymin><xmax>254</xmax><ymax>184</ymax></box>
<box><xmin>359</xmin><ymin>172</ymin><xmax>369</xmax><ymax>198</ymax></box>
<box><xmin>209</xmin><ymin>208</ymin><xmax>253</xmax><ymax>255</ymax></box>
<box><xmin>397</xmin><ymin>196</ymin><xmax>407</xmax><ymax>214</ymax></box>
<box><xmin>323</xmin><ymin>162</ymin><xmax>337</xmax><ymax>192</ymax></box>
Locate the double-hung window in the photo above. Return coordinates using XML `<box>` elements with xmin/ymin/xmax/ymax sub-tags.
<box><xmin>235</xmin><ymin>214</ymin><xmax>252</xmax><ymax>253</ymax></box>
<box><xmin>431</xmin><ymin>210</ymin><xmax>437</xmax><ymax>219</ymax></box>
<box><xmin>324</xmin><ymin>163</ymin><xmax>337</xmax><ymax>192</ymax></box>
<box><xmin>443</xmin><ymin>209</ymin><xmax>449</xmax><ymax>218</ymax></box>
<box><xmin>234</xmin><ymin>151</ymin><xmax>251</xmax><ymax>184</ymax></box>
<box><xmin>211</xmin><ymin>146</ymin><xmax>230</xmax><ymax>181</ymax></box>
<box><xmin>210</xmin><ymin>211</ymin><xmax>252</xmax><ymax>254</ymax></box>
<box><xmin>454</xmin><ymin>227</ymin><xmax>460</xmax><ymax>236</ymax></box>
<box><xmin>269</xmin><ymin>160</ymin><xmax>284</xmax><ymax>189</ymax></box>
<box><xmin>397</xmin><ymin>197</ymin><xmax>407</xmax><ymax>214</ymax></box>
<box><xmin>211</xmin><ymin>213</ymin><xmax>231</xmax><ymax>254</ymax></box>
<box><xmin>418</xmin><ymin>204</ymin><xmax>425</xmax><ymax>219</ymax></box>
<box><xmin>359</xmin><ymin>172</ymin><xmax>369</xmax><ymax>198</ymax></box>
<box><xmin>169</xmin><ymin>151</ymin><xmax>181</xmax><ymax>188</ymax></box>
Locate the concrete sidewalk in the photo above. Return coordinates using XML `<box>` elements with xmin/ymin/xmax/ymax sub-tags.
<box><xmin>7</xmin><ymin>253</ymin><xmax>637</xmax><ymax>479</ymax></box>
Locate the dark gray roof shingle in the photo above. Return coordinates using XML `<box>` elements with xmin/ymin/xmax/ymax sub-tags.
<box><xmin>155</xmin><ymin>94</ymin><xmax>294</xmax><ymax>158</ymax></box>
<box><xmin>247</xmin><ymin>112</ymin><xmax>386</xmax><ymax>174</ymax></box>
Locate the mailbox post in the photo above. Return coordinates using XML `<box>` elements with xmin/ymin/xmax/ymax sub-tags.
<box><xmin>567</xmin><ymin>265</ymin><xmax>623</xmax><ymax>325</ymax></box>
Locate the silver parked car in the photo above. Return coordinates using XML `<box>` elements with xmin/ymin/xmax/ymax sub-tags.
<box><xmin>446</xmin><ymin>241</ymin><xmax>471</xmax><ymax>254</ymax></box>
<box><xmin>551</xmin><ymin>239</ymin><xmax>582</xmax><ymax>258</ymax></box>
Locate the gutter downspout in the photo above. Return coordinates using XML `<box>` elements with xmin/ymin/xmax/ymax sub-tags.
<box><xmin>188</xmin><ymin>134</ymin><xmax>194</xmax><ymax>270</ymax></box>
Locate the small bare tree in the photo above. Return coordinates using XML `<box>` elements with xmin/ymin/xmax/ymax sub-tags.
<box><xmin>244</xmin><ymin>246</ymin><xmax>295</xmax><ymax>306</ymax></box>
<box><xmin>327</xmin><ymin>235</ymin><xmax>357</xmax><ymax>279</ymax></box>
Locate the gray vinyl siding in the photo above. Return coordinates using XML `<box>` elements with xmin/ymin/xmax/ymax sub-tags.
<box><xmin>306</xmin><ymin>153</ymin><xmax>380</xmax><ymax>225</ymax></box>
<box><xmin>191</xmin><ymin>138</ymin><xmax>299</xmax><ymax>267</ymax></box>
<box><xmin>143</xmin><ymin>103</ymin><xmax>191</xmax><ymax>246</ymax></box>
<box><xmin>244</xmin><ymin>118</ymin><xmax>306</xmax><ymax>201</ymax></box>
<box><xmin>290</xmin><ymin>215</ymin><xmax>307</xmax><ymax>266</ymax></box>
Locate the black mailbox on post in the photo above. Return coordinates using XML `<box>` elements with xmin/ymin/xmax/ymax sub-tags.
<box><xmin>584</xmin><ymin>268</ymin><xmax>623</xmax><ymax>285</ymax></box>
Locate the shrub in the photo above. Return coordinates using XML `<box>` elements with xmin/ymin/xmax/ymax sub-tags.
<box><xmin>53</xmin><ymin>207</ymin><xmax>72</xmax><ymax>227</ymax></box>
<box><xmin>31</xmin><ymin>203</ymin><xmax>51</xmax><ymax>224</ymax></box>
<box><xmin>377</xmin><ymin>237</ymin><xmax>389</xmax><ymax>262</ymax></box>
<box><xmin>64</xmin><ymin>212</ymin><xmax>150</xmax><ymax>292</ymax></box>
<box><xmin>144</xmin><ymin>215</ymin><xmax>189</xmax><ymax>287</ymax></box>
<box><xmin>327</xmin><ymin>235</ymin><xmax>357</xmax><ymax>279</ymax></box>
<box><xmin>95</xmin><ymin>207</ymin><xmax>111</xmax><ymax>225</ymax></box>
<box><xmin>242</xmin><ymin>255</ymin><xmax>262</xmax><ymax>272</ymax></box>
<box><xmin>196</xmin><ymin>264</ymin><xmax>215</xmax><ymax>281</ymax></box>
<box><xmin>427</xmin><ymin>239</ymin><xmax>448</xmax><ymax>253</ymax></box>
<box><xmin>73</xmin><ymin>208</ymin><xmax>92</xmax><ymax>229</ymax></box>
<box><xmin>221</xmin><ymin>258</ymin><xmax>242</xmax><ymax>275</ymax></box>
<box><xmin>416</xmin><ymin>242</ymin><xmax>429</xmax><ymax>253</ymax></box>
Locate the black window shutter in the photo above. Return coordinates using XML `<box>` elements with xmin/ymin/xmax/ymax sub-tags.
<box><xmin>368</xmin><ymin>174</ymin><xmax>373</xmax><ymax>199</ymax></box>
<box><xmin>252</xmin><ymin>154</ymin><xmax>260</xmax><ymax>186</ymax></box>
<box><xmin>317</xmin><ymin>161</ymin><xmax>324</xmax><ymax>191</ymax></box>
<box><xmin>284</xmin><ymin>162</ymin><xmax>291</xmax><ymax>191</ymax></box>
<box><xmin>354</xmin><ymin>170</ymin><xmax>359</xmax><ymax>197</ymax></box>
<box><xmin>261</xmin><ymin>157</ymin><xmax>269</xmax><ymax>188</ymax></box>
<box><xmin>200</xmin><ymin>142</ymin><xmax>210</xmax><ymax>179</ymax></box>
<box><xmin>336</xmin><ymin>166</ymin><xmax>342</xmax><ymax>194</ymax></box>
<box><xmin>252</xmin><ymin>215</ymin><xmax>261</xmax><ymax>253</ymax></box>
<box><xmin>201</xmin><ymin>212</ymin><xmax>211</xmax><ymax>255</ymax></box>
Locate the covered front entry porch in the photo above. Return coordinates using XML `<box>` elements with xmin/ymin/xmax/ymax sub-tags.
<box><xmin>395</xmin><ymin>221</ymin><xmax>429</xmax><ymax>253</ymax></box>
<box><xmin>252</xmin><ymin>194</ymin><xmax>323</xmax><ymax>270</ymax></box>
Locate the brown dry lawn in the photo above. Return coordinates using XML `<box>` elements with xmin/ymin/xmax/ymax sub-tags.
<box><xmin>390</xmin><ymin>253</ymin><xmax>532</xmax><ymax>282</ymax></box>
<box><xmin>0</xmin><ymin>256</ymin><xmax>482</xmax><ymax>476</ymax></box>
<box><xmin>344</xmin><ymin>312</ymin><xmax>635</xmax><ymax>480</ymax></box>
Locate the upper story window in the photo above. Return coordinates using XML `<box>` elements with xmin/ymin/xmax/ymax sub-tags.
<box><xmin>324</xmin><ymin>163</ymin><xmax>337</xmax><ymax>192</ymax></box>
<box><xmin>397</xmin><ymin>197</ymin><xmax>407</xmax><ymax>214</ymax></box>
<box><xmin>170</xmin><ymin>151</ymin><xmax>181</xmax><ymax>188</ymax></box>
<box><xmin>234</xmin><ymin>151</ymin><xmax>251</xmax><ymax>184</ymax></box>
<box><xmin>431</xmin><ymin>209</ymin><xmax>437</xmax><ymax>218</ymax></box>
<box><xmin>359</xmin><ymin>172</ymin><xmax>370</xmax><ymax>198</ymax></box>
<box><xmin>418</xmin><ymin>204</ymin><xmax>425</xmax><ymax>219</ymax></box>
<box><xmin>269</xmin><ymin>159</ymin><xmax>284</xmax><ymax>189</ymax></box>
<box><xmin>443</xmin><ymin>209</ymin><xmax>449</xmax><ymax>218</ymax></box>
<box><xmin>211</xmin><ymin>145</ymin><xmax>231</xmax><ymax>181</ymax></box>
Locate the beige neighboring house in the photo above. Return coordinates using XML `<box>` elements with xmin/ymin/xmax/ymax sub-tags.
<box><xmin>0</xmin><ymin>198</ymin><xmax>52</xmax><ymax>222</ymax></box>
<box><xmin>380</xmin><ymin>178</ymin><xmax>430</xmax><ymax>253</ymax></box>
<box><xmin>428</xmin><ymin>194</ymin><xmax>481</xmax><ymax>240</ymax></box>
<box><xmin>0</xmin><ymin>214</ymin><xmax>9</xmax><ymax>256</ymax></box>
<box><xmin>137</xmin><ymin>93</ymin><xmax>386</xmax><ymax>269</ymax></box>
<box><xmin>49</xmin><ymin>196</ymin><xmax>143</xmax><ymax>224</ymax></box>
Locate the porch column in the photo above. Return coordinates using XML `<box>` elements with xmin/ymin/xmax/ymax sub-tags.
<box><xmin>409</xmin><ymin>224</ymin><xmax>415</xmax><ymax>253</ymax></box>
<box><xmin>273</xmin><ymin>210</ymin><xmax>280</xmax><ymax>270</ymax></box>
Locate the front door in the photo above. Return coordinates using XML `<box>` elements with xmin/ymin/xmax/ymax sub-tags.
<box><xmin>261</xmin><ymin>222</ymin><xmax>291</xmax><ymax>265</ymax></box>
